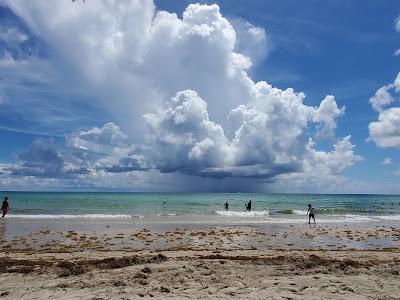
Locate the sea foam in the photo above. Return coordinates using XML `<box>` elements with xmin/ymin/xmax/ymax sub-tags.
<box><xmin>292</xmin><ymin>210</ymin><xmax>308</xmax><ymax>215</ymax></box>
<box><xmin>156</xmin><ymin>213</ymin><xmax>176</xmax><ymax>216</ymax></box>
<box><xmin>375</xmin><ymin>214</ymin><xmax>400</xmax><ymax>221</ymax></box>
<box><xmin>7</xmin><ymin>214</ymin><xmax>136</xmax><ymax>219</ymax></box>
<box><xmin>215</xmin><ymin>210</ymin><xmax>269</xmax><ymax>217</ymax></box>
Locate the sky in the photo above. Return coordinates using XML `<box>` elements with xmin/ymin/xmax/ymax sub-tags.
<box><xmin>0</xmin><ymin>0</ymin><xmax>399</xmax><ymax>193</ymax></box>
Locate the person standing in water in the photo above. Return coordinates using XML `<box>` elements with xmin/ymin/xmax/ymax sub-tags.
<box><xmin>307</xmin><ymin>204</ymin><xmax>316</xmax><ymax>224</ymax></box>
<box><xmin>224</xmin><ymin>201</ymin><xmax>229</xmax><ymax>211</ymax></box>
<box><xmin>1</xmin><ymin>197</ymin><xmax>9</xmax><ymax>218</ymax></box>
<box><xmin>245</xmin><ymin>200</ymin><xmax>252</xmax><ymax>212</ymax></box>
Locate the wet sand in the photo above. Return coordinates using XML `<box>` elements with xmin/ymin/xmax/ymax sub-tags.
<box><xmin>0</xmin><ymin>221</ymin><xmax>399</xmax><ymax>299</ymax></box>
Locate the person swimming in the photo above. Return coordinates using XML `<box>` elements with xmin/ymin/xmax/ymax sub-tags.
<box><xmin>307</xmin><ymin>204</ymin><xmax>316</xmax><ymax>224</ymax></box>
<box><xmin>224</xmin><ymin>201</ymin><xmax>229</xmax><ymax>211</ymax></box>
<box><xmin>1</xmin><ymin>197</ymin><xmax>9</xmax><ymax>218</ymax></box>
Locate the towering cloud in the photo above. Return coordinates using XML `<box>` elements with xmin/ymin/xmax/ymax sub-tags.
<box><xmin>2</xmin><ymin>1</ymin><xmax>265</xmax><ymax>134</ymax></box>
<box><xmin>0</xmin><ymin>0</ymin><xmax>361</xmax><ymax>191</ymax></box>
<box><xmin>144</xmin><ymin>88</ymin><xmax>357</xmax><ymax>179</ymax></box>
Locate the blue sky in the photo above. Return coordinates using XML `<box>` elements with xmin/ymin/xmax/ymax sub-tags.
<box><xmin>0</xmin><ymin>0</ymin><xmax>399</xmax><ymax>192</ymax></box>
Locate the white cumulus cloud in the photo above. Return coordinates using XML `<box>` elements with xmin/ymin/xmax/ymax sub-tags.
<box><xmin>0</xmin><ymin>0</ymin><xmax>361</xmax><ymax>191</ymax></box>
<box><xmin>368</xmin><ymin>72</ymin><xmax>400</xmax><ymax>149</ymax></box>
<box><xmin>313</xmin><ymin>95</ymin><xmax>345</xmax><ymax>139</ymax></box>
<box><xmin>368</xmin><ymin>15</ymin><xmax>400</xmax><ymax>148</ymax></box>
<box><xmin>231</xmin><ymin>19</ymin><xmax>268</xmax><ymax>65</ymax></box>
<box><xmin>144</xmin><ymin>87</ymin><xmax>358</xmax><ymax>180</ymax></box>
<box><xmin>2</xmin><ymin>1</ymin><xmax>268</xmax><ymax>134</ymax></box>
<box><xmin>369</xmin><ymin>107</ymin><xmax>400</xmax><ymax>149</ymax></box>
<box><xmin>4</xmin><ymin>123</ymin><xmax>148</xmax><ymax>179</ymax></box>
<box><xmin>369</xmin><ymin>84</ymin><xmax>394</xmax><ymax>112</ymax></box>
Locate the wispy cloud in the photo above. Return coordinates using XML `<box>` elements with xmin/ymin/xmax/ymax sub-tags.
<box><xmin>382</xmin><ymin>157</ymin><xmax>393</xmax><ymax>165</ymax></box>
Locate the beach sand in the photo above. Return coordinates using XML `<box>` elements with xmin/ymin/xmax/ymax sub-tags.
<box><xmin>0</xmin><ymin>222</ymin><xmax>399</xmax><ymax>299</ymax></box>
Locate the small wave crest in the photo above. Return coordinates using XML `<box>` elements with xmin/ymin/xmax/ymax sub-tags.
<box><xmin>7</xmin><ymin>214</ymin><xmax>137</xmax><ymax>219</ymax></box>
<box><xmin>317</xmin><ymin>214</ymin><xmax>400</xmax><ymax>223</ymax></box>
<box><xmin>156</xmin><ymin>213</ymin><xmax>176</xmax><ymax>217</ymax></box>
<box><xmin>375</xmin><ymin>214</ymin><xmax>400</xmax><ymax>221</ymax></box>
<box><xmin>292</xmin><ymin>210</ymin><xmax>308</xmax><ymax>215</ymax></box>
<box><xmin>215</xmin><ymin>210</ymin><xmax>269</xmax><ymax>217</ymax></box>
<box><xmin>275</xmin><ymin>209</ymin><xmax>307</xmax><ymax>215</ymax></box>
<box><xmin>319</xmin><ymin>208</ymin><xmax>382</xmax><ymax>214</ymax></box>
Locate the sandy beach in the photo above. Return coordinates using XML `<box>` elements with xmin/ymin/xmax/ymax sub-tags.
<box><xmin>0</xmin><ymin>248</ymin><xmax>399</xmax><ymax>299</ymax></box>
<box><xmin>0</xmin><ymin>221</ymin><xmax>399</xmax><ymax>299</ymax></box>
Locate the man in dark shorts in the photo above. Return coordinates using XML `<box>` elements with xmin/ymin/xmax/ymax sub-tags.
<box><xmin>307</xmin><ymin>204</ymin><xmax>315</xmax><ymax>224</ymax></box>
<box><xmin>1</xmin><ymin>197</ymin><xmax>9</xmax><ymax>218</ymax></box>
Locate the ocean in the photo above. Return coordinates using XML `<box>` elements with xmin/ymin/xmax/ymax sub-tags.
<box><xmin>2</xmin><ymin>192</ymin><xmax>400</xmax><ymax>224</ymax></box>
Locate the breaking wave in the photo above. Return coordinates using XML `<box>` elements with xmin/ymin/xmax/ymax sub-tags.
<box><xmin>215</xmin><ymin>210</ymin><xmax>269</xmax><ymax>217</ymax></box>
<box><xmin>7</xmin><ymin>214</ymin><xmax>138</xmax><ymax>219</ymax></box>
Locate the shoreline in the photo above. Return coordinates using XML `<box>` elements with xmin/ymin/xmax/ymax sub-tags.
<box><xmin>1</xmin><ymin>220</ymin><xmax>399</xmax><ymax>252</ymax></box>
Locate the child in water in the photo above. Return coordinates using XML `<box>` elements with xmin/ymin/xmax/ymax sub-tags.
<box><xmin>307</xmin><ymin>204</ymin><xmax>316</xmax><ymax>224</ymax></box>
<box><xmin>1</xmin><ymin>197</ymin><xmax>9</xmax><ymax>218</ymax></box>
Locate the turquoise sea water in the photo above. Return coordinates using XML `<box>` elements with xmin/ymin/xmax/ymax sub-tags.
<box><xmin>1</xmin><ymin>192</ymin><xmax>400</xmax><ymax>224</ymax></box>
